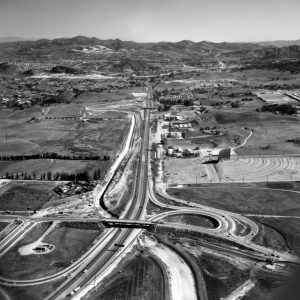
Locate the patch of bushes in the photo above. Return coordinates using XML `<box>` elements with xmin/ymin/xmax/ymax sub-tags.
<box><xmin>259</xmin><ymin>104</ymin><xmax>297</xmax><ymax>115</ymax></box>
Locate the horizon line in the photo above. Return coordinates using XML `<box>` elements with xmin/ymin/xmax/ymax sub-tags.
<box><xmin>1</xmin><ymin>35</ymin><xmax>300</xmax><ymax>45</ymax></box>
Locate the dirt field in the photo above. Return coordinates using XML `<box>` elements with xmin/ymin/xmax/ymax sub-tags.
<box><xmin>0</xmin><ymin>181</ymin><xmax>59</xmax><ymax>211</ymax></box>
<box><xmin>217</xmin><ymin>157</ymin><xmax>300</xmax><ymax>182</ymax></box>
<box><xmin>244</xmin><ymin>267</ymin><xmax>296</xmax><ymax>300</ymax></box>
<box><xmin>154</xmin><ymin>226</ymin><xmax>252</xmax><ymax>300</ymax></box>
<box><xmin>168</xmin><ymin>183</ymin><xmax>300</xmax><ymax>216</ymax></box>
<box><xmin>0</xmin><ymin>222</ymin><xmax>102</xmax><ymax>280</ymax></box>
<box><xmin>163</xmin><ymin>214</ymin><xmax>217</xmax><ymax>229</ymax></box>
<box><xmin>89</xmin><ymin>248</ymin><xmax>165</xmax><ymax>300</ymax></box>
<box><xmin>191</xmin><ymin>250</ymin><xmax>251</xmax><ymax>300</ymax></box>
<box><xmin>164</xmin><ymin>157</ymin><xmax>219</xmax><ymax>184</ymax></box>
<box><xmin>45</xmin><ymin>104</ymin><xmax>82</xmax><ymax>118</ymax></box>
<box><xmin>255</xmin><ymin>90</ymin><xmax>296</xmax><ymax>104</ymax></box>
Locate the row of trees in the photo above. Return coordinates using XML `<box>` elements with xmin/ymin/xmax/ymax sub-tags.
<box><xmin>1</xmin><ymin>168</ymin><xmax>102</xmax><ymax>182</ymax></box>
<box><xmin>0</xmin><ymin>153</ymin><xmax>110</xmax><ymax>161</ymax></box>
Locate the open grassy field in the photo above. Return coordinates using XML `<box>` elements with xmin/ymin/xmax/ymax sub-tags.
<box><xmin>229</xmin><ymin>69</ymin><xmax>300</xmax><ymax>86</ymax></box>
<box><xmin>217</xmin><ymin>157</ymin><xmax>300</xmax><ymax>182</ymax></box>
<box><xmin>259</xmin><ymin>181</ymin><xmax>300</xmax><ymax>191</ymax></box>
<box><xmin>76</xmin><ymin>90</ymin><xmax>134</xmax><ymax>105</ymax></box>
<box><xmin>0</xmin><ymin>107</ymin><xmax>130</xmax><ymax>157</ymax></box>
<box><xmin>0</xmin><ymin>181</ymin><xmax>59</xmax><ymax>211</ymax></box>
<box><xmin>0</xmin><ymin>221</ymin><xmax>8</xmax><ymax>232</ymax></box>
<box><xmin>0</xmin><ymin>222</ymin><xmax>102</xmax><ymax>280</ymax></box>
<box><xmin>168</xmin><ymin>183</ymin><xmax>300</xmax><ymax>216</ymax></box>
<box><xmin>20</xmin><ymin>221</ymin><xmax>53</xmax><ymax>245</ymax></box>
<box><xmin>251</xmin><ymin>221</ymin><xmax>290</xmax><ymax>252</ymax></box>
<box><xmin>250</xmin><ymin>217</ymin><xmax>300</xmax><ymax>254</ymax></box>
<box><xmin>88</xmin><ymin>247</ymin><xmax>165</xmax><ymax>300</ymax></box>
<box><xmin>163</xmin><ymin>214</ymin><xmax>217</xmax><ymax>229</ymax></box>
<box><xmin>1</xmin><ymin>278</ymin><xmax>65</xmax><ymax>300</ymax></box>
<box><xmin>0</xmin><ymin>159</ymin><xmax>54</xmax><ymax>177</ymax></box>
<box><xmin>213</xmin><ymin>111</ymin><xmax>293</xmax><ymax>125</ymax></box>
<box><xmin>190</xmin><ymin>135</ymin><xmax>233</xmax><ymax>148</ymax></box>
<box><xmin>212</xmin><ymin>111</ymin><xmax>300</xmax><ymax>155</ymax></box>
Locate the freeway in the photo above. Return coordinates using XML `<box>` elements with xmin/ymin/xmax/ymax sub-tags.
<box><xmin>1</xmin><ymin>80</ymin><xmax>299</xmax><ymax>299</ymax></box>
<box><xmin>149</xmin><ymin>166</ymin><xmax>299</xmax><ymax>264</ymax></box>
<box><xmin>0</xmin><ymin>99</ymin><xmax>150</xmax><ymax>290</ymax></box>
<box><xmin>44</xmin><ymin>97</ymin><xmax>152</xmax><ymax>300</ymax></box>
<box><xmin>0</xmin><ymin>220</ymin><xmax>34</xmax><ymax>257</ymax></box>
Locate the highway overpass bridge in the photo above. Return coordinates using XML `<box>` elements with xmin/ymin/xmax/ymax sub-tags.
<box><xmin>102</xmin><ymin>219</ymin><xmax>155</xmax><ymax>228</ymax></box>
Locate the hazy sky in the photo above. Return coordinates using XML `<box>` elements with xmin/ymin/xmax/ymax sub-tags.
<box><xmin>0</xmin><ymin>0</ymin><xmax>300</xmax><ymax>42</ymax></box>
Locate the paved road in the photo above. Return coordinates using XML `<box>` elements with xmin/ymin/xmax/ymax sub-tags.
<box><xmin>1</xmin><ymin>84</ymin><xmax>299</xmax><ymax>299</ymax></box>
<box><xmin>0</xmin><ymin>220</ymin><xmax>34</xmax><ymax>257</ymax></box>
<box><xmin>45</xmin><ymin>98</ymin><xmax>152</xmax><ymax>299</ymax></box>
<box><xmin>0</xmin><ymin>101</ymin><xmax>147</xmax><ymax>290</ymax></box>
<box><xmin>150</xmin><ymin>176</ymin><xmax>299</xmax><ymax>263</ymax></box>
<box><xmin>91</xmin><ymin>112</ymin><xmax>136</xmax><ymax>207</ymax></box>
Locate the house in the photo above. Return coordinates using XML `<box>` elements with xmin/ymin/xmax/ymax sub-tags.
<box><xmin>167</xmin><ymin>148</ymin><xmax>174</xmax><ymax>155</ymax></box>
<box><xmin>168</xmin><ymin>131</ymin><xmax>182</xmax><ymax>139</ymax></box>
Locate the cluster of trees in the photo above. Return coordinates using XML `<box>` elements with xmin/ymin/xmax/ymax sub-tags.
<box><xmin>4</xmin><ymin>90</ymin><xmax>80</xmax><ymax>111</ymax></box>
<box><xmin>0</xmin><ymin>153</ymin><xmax>110</xmax><ymax>161</ymax></box>
<box><xmin>183</xmin><ymin>99</ymin><xmax>194</xmax><ymax>106</ymax></box>
<box><xmin>231</xmin><ymin>102</ymin><xmax>240</xmax><ymax>108</ymax></box>
<box><xmin>1</xmin><ymin>168</ymin><xmax>102</xmax><ymax>182</ymax></box>
<box><xmin>52</xmin><ymin>171</ymin><xmax>90</xmax><ymax>182</ymax></box>
<box><xmin>92</xmin><ymin>169</ymin><xmax>102</xmax><ymax>180</ymax></box>
<box><xmin>158</xmin><ymin>104</ymin><xmax>171</xmax><ymax>112</ymax></box>
<box><xmin>41</xmin><ymin>91</ymin><xmax>76</xmax><ymax>106</ymax></box>
<box><xmin>157</xmin><ymin>98</ymin><xmax>194</xmax><ymax>112</ymax></box>
<box><xmin>286</xmin><ymin>137</ymin><xmax>300</xmax><ymax>145</ymax></box>
<box><xmin>259</xmin><ymin>104</ymin><xmax>297</xmax><ymax>115</ymax></box>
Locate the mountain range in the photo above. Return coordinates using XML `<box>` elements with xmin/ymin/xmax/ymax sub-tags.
<box><xmin>0</xmin><ymin>36</ymin><xmax>299</xmax><ymax>59</ymax></box>
<box><xmin>1</xmin><ymin>36</ymin><xmax>300</xmax><ymax>74</ymax></box>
